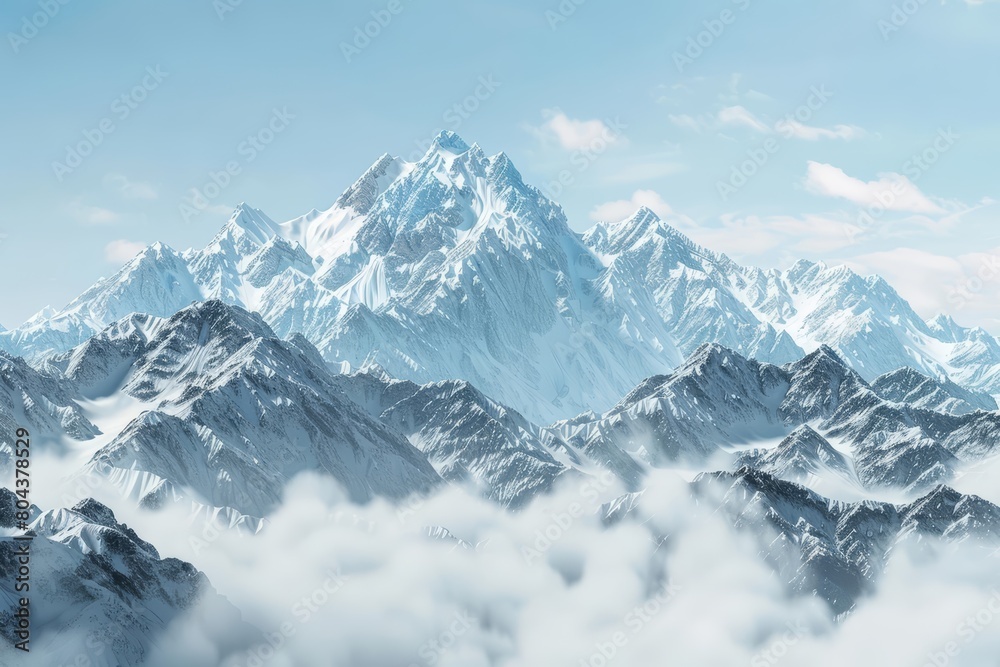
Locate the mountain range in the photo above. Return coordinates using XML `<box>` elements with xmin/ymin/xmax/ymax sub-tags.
<box><xmin>2</xmin><ymin>132</ymin><xmax>1000</xmax><ymax>661</ymax></box>
<box><xmin>4</xmin><ymin>132</ymin><xmax>1000</xmax><ymax>426</ymax></box>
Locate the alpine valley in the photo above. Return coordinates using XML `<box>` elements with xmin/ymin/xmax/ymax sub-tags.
<box><xmin>3</xmin><ymin>133</ymin><xmax>1000</xmax><ymax>665</ymax></box>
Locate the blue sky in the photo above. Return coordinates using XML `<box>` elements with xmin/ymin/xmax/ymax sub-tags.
<box><xmin>2</xmin><ymin>0</ymin><xmax>1000</xmax><ymax>329</ymax></box>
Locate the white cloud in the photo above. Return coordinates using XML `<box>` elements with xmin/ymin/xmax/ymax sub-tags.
<box><xmin>62</xmin><ymin>467</ymin><xmax>1000</xmax><ymax>667</ymax></box>
<box><xmin>804</xmin><ymin>162</ymin><xmax>945</xmax><ymax>214</ymax></box>
<box><xmin>717</xmin><ymin>106</ymin><xmax>770</xmax><ymax>133</ymax></box>
<box><xmin>847</xmin><ymin>246</ymin><xmax>1000</xmax><ymax>326</ymax></box>
<box><xmin>104</xmin><ymin>239</ymin><xmax>148</xmax><ymax>263</ymax></box>
<box><xmin>681</xmin><ymin>213</ymin><xmax>862</xmax><ymax>262</ymax></box>
<box><xmin>668</xmin><ymin>113</ymin><xmax>712</xmax><ymax>134</ymax></box>
<box><xmin>778</xmin><ymin>121</ymin><xmax>866</xmax><ymax>141</ymax></box>
<box><xmin>591</xmin><ymin>190</ymin><xmax>673</xmax><ymax>222</ymax></box>
<box><xmin>88</xmin><ymin>471</ymin><xmax>831</xmax><ymax>667</ymax></box>
<box><xmin>535</xmin><ymin>110</ymin><xmax>624</xmax><ymax>151</ymax></box>
<box><xmin>104</xmin><ymin>174</ymin><xmax>158</xmax><ymax>200</ymax></box>
<box><xmin>69</xmin><ymin>202</ymin><xmax>120</xmax><ymax>225</ymax></box>
<box><xmin>30</xmin><ymin>445</ymin><xmax>1000</xmax><ymax>667</ymax></box>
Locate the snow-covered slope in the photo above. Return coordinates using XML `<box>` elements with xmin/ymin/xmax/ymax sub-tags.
<box><xmin>330</xmin><ymin>367</ymin><xmax>643</xmax><ymax>507</ymax></box>
<box><xmin>562</xmin><ymin>344</ymin><xmax>1000</xmax><ymax>493</ymax></box>
<box><xmin>5</xmin><ymin>132</ymin><xmax>1000</xmax><ymax>424</ymax></box>
<box><xmin>51</xmin><ymin>301</ymin><xmax>441</xmax><ymax>519</ymax></box>
<box><xmin>331</xmin><ymin>369</ymin><xmax>570</xmax><ymax>506</ymax></box>
<box><xmin>0</xmin><ymin>489</ymin><xmax>250</xmax><ymax>666</ymax></box>
<box><xmin>583</xmin><ymin>207</ymin><xmax>803</xmax><ymax>364</ymax></box>
<box><xmin>735</xmin><ymin>425</ymin><xmax>855</xmax><ymax>487</ymax></box>
<box><xmin>0</xmin><ymin>351</ymin><xmax>98</xmax><ymax>469</ymax></box>
<box><xmin>274</xmin><ymin>133</ymin><xmax>685</xmax><ymax>423</ymax></box>
<box><xmin>870</xmin><ymin>366</ymin><xmax>997</xmax><ymax>415</ymax></box>
<box><xmin>687</xmin><ymin>469</ymin><xmax>1000</xmax><ymax>613</ymax></box>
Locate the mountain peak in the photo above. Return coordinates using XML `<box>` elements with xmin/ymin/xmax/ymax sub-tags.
<box><xmin>910</xmin><ymin>484</ymin><xmax>965</xmax><ymax>509</ymax></box>
<box><xmin>226</xmin><ymin>203</ymin><xmax>281</xmax><ymax>245</ymax></box>
<box><xmin>334</xmin><ymin>152</ymin><xmax>403</xmax><ymax>216</ymax></box>
<box><xmin>71</xmin><ymin>497</ymin><xmax>118</xmax><ymax>528</ymax></box>
<box><xmin>592</xmin><ymin>206</ymin><xmax>712</xmax><ymax>260</ymax></box>
<box><xmin>126</xmin><ymin>241</ymin><xmax>185</xmax><ymax>269</ymax></box>
<box><xmin>785</xmin><ymin>258</ymin><xmax>824</xmax><ymax>283</ymax></box>
<box><xmin>632</xmin><ymin>205</ymin><xmax>661</xmax><ymax>222</ymax></box>
<box><xmin>881</xmin><ymin>366</ymin><xmax>924</xmax><ymax>383</ymax></box>
<box><xmin>683</xmin><ymin>342</ymin><xmax>747</xmax><ymax>371</ymax></box>
<box><xmin>602</xmin><ymin>206</ymin><xmax>661</xmax><ymax>231</ymax></box>
<box><xmin>429</xmin><ymin>130</ymin><xmax>471</xmax><ymax>154</ymax></box>
<box><xmin>25</xmin><ymin>305</ymin><xmax>58</xmax><ymax>326</ymax></box>
<box><xmin>167</xmin><ymin>299</ymin><xmax>273</xmax><ymax>335</ymax></box>
<box><xmin>803</xmin><ymin>344</ymin><xmax>846</xmax><ymax>367</ymax></box>
<box><xmin>927</xmin><ymin>314</ymin><xmax>966</xmax><ymax>343</ymax></box>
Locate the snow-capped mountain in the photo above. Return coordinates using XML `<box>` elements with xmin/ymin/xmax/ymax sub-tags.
<box><xmin>329</xmin><ymin>368</ymin><xmax>571</xmax><ymax>507</ymax></box>
<box><xmin>734</xmin><ymin>425</ymin><xmax>855</xmax><ymax>486</ymax></box>
<box><xmin>870</xmin><ymin>366</ymin><xmax>997</xmax><ymax>416</ymax></box>
<box><xmin>598</xmin><ymin>468</ymin><xmax>1000</xmax><ymax>614</ymax></box>
<box><xmin>49</xmin><ymin>301</ymin><xmax>441</xmax><ymax>519</ymax></box>
<box><xmin>0</xmin><ymin>489</ymin><xmax>250</xmax><ymax>667</ymax></box>
<box><xmin>0</xmin><ymin>351</ymin><xmax>98</xmax><ymax>469</ymax></box>
<box><xmin>690</xmin><ymin>469</ymin><xmax>1000</xmax><ymax>613</ymax></box>
<box><xmin>330</xmin><ymin>367</ymin><xmax>642</xmax><ymax>507</ymax></box>
<box><xmin>271</xmin><ymin>133</ymin><xmax>685</xmax><ymax>423</ymax></box>
<box><xmin>561</xmin><ymin>343</ymin><xmax>1000</xmax><ymax>493</ymax></box>
<box><xmin>583</xmin><ymin>207</ymin><xmax>804</xmax><ymax>364</ymax></box>
<box><xmin>7</xmin><ymin>132</ymin><xmax>1000</xmax><ymax>424</ymax></box>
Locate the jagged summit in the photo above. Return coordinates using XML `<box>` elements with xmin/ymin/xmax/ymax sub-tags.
<box><xmin>225</xmin><ymin>202</ymin><xmax>283</xmax><ymax>244</ymax></box>
<box><xmin>689</xmin><ymin>468</ymin><xmax>1000</xmax><ymax>613</ymax></box>
<box><xmin>162</xmin><ymin>298</ymin><xmax>275</xmax><ymax>339</ymax></box>
<box><xmin>789</xmin><ymin>344</ymin><xmax>849</xmax><ymax>371</ymax></box>
<box><xmin>57</xmin><ymin>299</ymin><xmax>442</xmax><ymax>517</ymax></box>
<box><xmin>735</xmin><ymin>425</ymin><xmax>853</xmax><ymax>485</ymax></box>
<box><xmin>871</xmin><ymin>366</ymin><xmax>998</xmax><ymax>415</ymax></box>
<box><xmin>428</xmin><ymin>129</ymin><xmax>471</xmax><ymax>154</ymax></box>
<box><xmin>5</xmin><ymin>135</ymin><xmax>1000</xmax><ymax>423</ymax></box>
<box><xmin>927</xmin><ymin>313</ymin><xmax>966</xmax><ymax>342</ymax></box>
<box><xmin>585</xmin><ymin>206</ymin><xmax>699</xmax><ymax>255</ymax></box>
<box><xmin>70</xmin><ymin>497</ymin><xmax>119</xmax><ymax>528</ymax></box>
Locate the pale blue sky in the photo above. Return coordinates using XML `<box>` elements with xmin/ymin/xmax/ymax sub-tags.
<box><xmin>2</xmin><ymin>0</ymin><xmax>1000</xmax><ymax>328</ymax></box>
